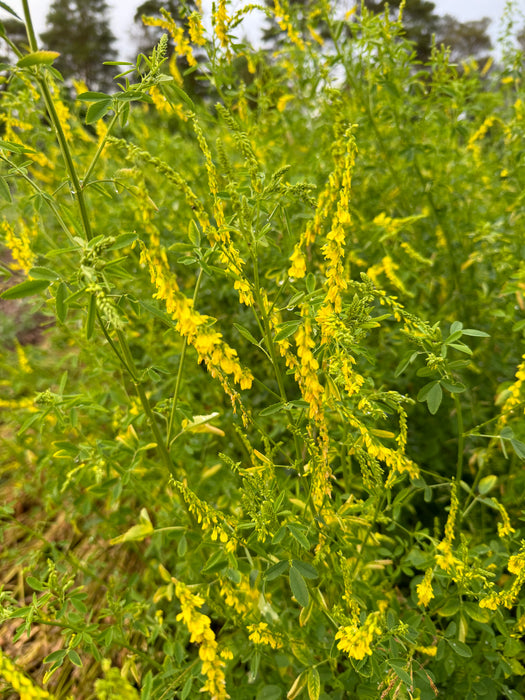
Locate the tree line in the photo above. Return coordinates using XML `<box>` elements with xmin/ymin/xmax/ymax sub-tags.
<box><xmin>1</xmin><ymin>0</ymin><xmax>524</xmax><ymax>92</ymax></box>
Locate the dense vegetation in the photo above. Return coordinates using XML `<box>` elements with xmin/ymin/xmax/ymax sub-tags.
<box><xmin>0</xmin><ymin>1</ymin><xmax>524</xmax><ymax>699</ymax></box>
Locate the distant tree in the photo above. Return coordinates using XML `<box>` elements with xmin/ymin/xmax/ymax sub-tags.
<box><xmin>436</xmin><ymin>15</ymin><xmax>492</xmax><ymax>65</ymax></box>
<box><xmin>518</xmin><ymin>25</ymin><xmax>525</xmax><ymax>53</ymax></box>
<box><xmin>0</xmin><ymin>18</ymin><xmax>28</xmax><ymax>63</ymax></box>
<box><xmin>363</xmin><ymin>0</ymin><xmax>440</xmax><ymax>62</ymax></box>
<box><xmin>363</xmin><ymin>0</ymin><xmax>492</xmax><ymax>64</ymax></box>
<box><xmin>40</xmin><ymin>0</ymin><xmax>117</xmax><ymax>91</ymax></box>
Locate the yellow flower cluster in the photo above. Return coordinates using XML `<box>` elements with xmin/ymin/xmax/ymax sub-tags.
<box><xmin>94</xmin><ymin>659</ymin><xmax>139</xmax><ymax>700</ymax></box>
<box><xmin>335</xmin><ymin>610</ymin><xmax>382</xmax><ymax>661</ymax></box>
<box><xmin>174</xmin><ymin>580</ymin><xmax>230</xmax><ymax>699</ymax></box>
<box><xmin>0</xmin><ymin>649</ymin><xmax>58</xmax><ymax>700</ymax></box>
<box><xmin>349</xmin><ymin>415</ymin><xmax>419</xmax><ymax>484</ymax></box>
<box><xmin>435</xmin><ymin>482</ymin><xmax>459</xmax><ymax>572</ymax></box>
<box><xmin>142</xmin><ymin>10</ymin><xmax>196</xmax><ymax>67</ymax></box>
<box><xmin>172</xmin><ymin>479</ymin><xmax>236</xmax><ymax>552</ymax></box>
<box><xmin>367</xmin><ymin>256</ymin><xmax>409</xmax><ymax>296</ymax></box>
<box><xmin>16</xmin><ymin>342</ymin><xmax>32</xmax><ymax>374</ymax></box>
<box><xmin>494</xmin><ymin>499</ymin><xmax>515</xmax><ymax>538</ymax></box>
<box><xmin>480</xmin><ymin>547</ymin><xmax>525</xmax><ymax>611</ymax></box>
<box><xmin>213</xmin><ymin>0</ymin><xmax>230</xmax><ymax>49</ymax></box>
<box><xmin>272</xmin><ymin>0</ymin><xmax>306</xmax><ymax>50</ymax></box>
<box><xmin>188</xmin><ymin>12</ymin><xmax>207</xmax><ymax>45</ymax></box>
<box><xmin>2</xmin><ymin>219</ymin><xmax>36</xmax><ymax>274</ymax></box>
<box><xmin>416</xmin><ymin>568</ymin><xmax>435</xmax><ymax>607</ymax></box>
<box><xmin>417</xmin><ymin>645</ymin><xmax>437</xmax><ymax>657</ymax></box>
<box><xmin>500</xmin><ymin>353</ymin><xmax>525</xmax><ymax>423</ymax></box>
<box><xmin>219</xmin><ymin>576</ymin><xmax>259</xmax><ymax>616</ymax></box>
<box><xmin>317</xmin><ymin>130</ymin><xmax>356</xmax><ymax>323</ymax></box>
<box><xmin>247</xmin><ymin>621</ymin><xmax>283</xmax><ymax>649</ymax></box>
<box><xmin>139</xmin><ymin>244</ymin><xmax>253</xmax><ymax>398</ymax></box>
<box><xmin>191</xmin><ymin>117</ymin><xmax>254</xmax><ymax>307</ymax></box>
<box><xmin>294</xmin><ymin>314</ymin><xmax>324</xmax><ymax>420</ymax></box>
<box><xmin>467</xmin><ymin>115</ymin><xmax>501</xmax><ymax>169</ymax></box>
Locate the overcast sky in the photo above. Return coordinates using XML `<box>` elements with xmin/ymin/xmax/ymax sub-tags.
<box><xmin>5</xmin><ymin>0</ymin><xmax>525</xmax><ymax>61</ymax></box>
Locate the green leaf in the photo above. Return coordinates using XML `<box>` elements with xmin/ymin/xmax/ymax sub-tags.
<box><xmin>441</xmin><ymin>380</ymin><xmax>466</xmax><ymax>393</ymax></box>
<box><xmin>289</xmin><ymin>567</ymin><xmax>309</xmax><ymax>607</ymax></box>
<box><xmin>86</xmin><ymin>293</ymin><xmax>96</xmax><ymax>340</ymax></box>
<box><xmin>437</xmin><ymin>598</ymin><xmax>460</xmax><ymax>616</ymax></box>
<box><xmin>274</xmin><ymin>320</ymin><xmax>302</xmax><ymax>342</ymax></box>
<box><xmin>256</xmin><ymin>685</ymin><xmax>281</xmax><ymax>700</ymax></box>
<box><xmin>233</xmin><ymin>323</ymin><xmax>260</xmax><ymax>347</ymax></box>
<box><xmin>264</xmin><ymin>560</ymin><xmax>289</xmax><ymax>581</ymax></box>
<box><xmin>85</xmin><ymin>99</ymin><xmax>112</xmax><ymax>124</ymax></box>
<box><xmin>26</xmin><ymin>576</ymin><xmax>46</xmax><ymax>591</ymax></box>
<box><xmin>386</xmin><ymin>659</ymin><xmax>413</xmax><ymax>686</ymax></box>
<box><xmin>511</xmin><ymin>439</ymin><xmax>525</xmax><ymax>460</ymax></box>
<box><xmin>306</xmin><ymin>273</ymin><xmax>316</xmax><ymax>294</ymax></box>
<box><xmin>259</xmin><ymin>402</ymin><xmax>285</xmax><ymax>417</ymax></box>
<box><xmin>449</xmin><ymin>342</ymin><xmax>472</xmax><ymax>355</ymax></box>
<box><xmin>17</xmin><ymin>51</ymin><xmax>60</xmax><ymax>67</ymax></box>
<box><xmin>108</xmin><ymin>233</ymin><xmax>138</xmax><ymax>250</ymax></box>
<box><xmin>162</xmin><ymin>81</ymin><xmax>194</xmax><ymax>110</ymax></box>
<box><xmin>287</xmin><ymin>523</ymin><xmax>310</xmax><ymax>550</ymax></box>
<box><xmin>109</xmin><ymin>509</ymin><xmax>153</xmax><ymax>544</ymax></box>
<box><xmin>307</xmin><ymin>667</ymin><xmax>321</xmax><ymax>700</ymax></box>
<box><xmin>0</xmin><ymin>176</ymin><xmax>12</xmax><ymax>202</ymax></box>
<box><xmin>67</xmin><ymin>649</ymin><xmax>82</xmax><ymax>667</ymax></box>
<box><xmin>0</xmin><ymin>278</ymin><xmax>49</xmax><ymax>299</ymax></box>
<box><xmin>0</xmin><ymin>3</ymin><xmax>21</xmax><ymax>20</ymax></box>
<box><xmin>44</xmin><ymin>649</ymin><xmax>67</xmax><ymax>665</ymax></box>
<box><xmin>446</xmin><ymin>638</ymin><xmax>472</xmax><ymax>657</ymax></box>
<box><xmin>444</xmin><ymin>330</ymin><xmax>463</xmax><ymax>344</ymax></box>
<box><xmin>76</xmin><ymin>91</ymin><xmax>112</xmax><ymax>102</ymax></box>
<box><xmin>478</xmin><ymin>475</ymin><xmax>497</xmax><ymax>495</ymax></box>
<box><xmin>463</xmin><ymin>602</ymin><xmax>490</xmax><ymax>623</ymax></box>
<box><xmin>29</xmin><ymin>266</ymin><xmax>60</xmax><ymax>281</ymax></box>
<box><xmin>427</xmin><ymin>382</ymin><xmax>443</xmax><ymax>414</ymax></box>
<box><xmin>418</xmin><ymin>381</ymin><xmax>442</xmax><ymax>414</ymax></box>
<box><xmin>181</xmin><ymin>676</ymin><xmax>193</xmax><ymax>700</ymax></box>
<box><xmin>461</xmin><ymin>328</ymin><xmax>490</xmax><ymax>337</ymax></box>
<box><xmin>201</xmin><ymin>549</ymin><xmax>228</xmax><ymax>574</ymax></box>
<box><xmin>291</xmin><ymin>560</ymin><xmax>318</xmax><ymax>579</ymax></box>
<box><xmin>0</xmin><ymin>139</ymin><xmax>31</xmax><ymax>153</ymax></box>
<box><xmin>55</xmin><ymin>282</ymin><xmax>68</xmax><ymax>323</ymax></box>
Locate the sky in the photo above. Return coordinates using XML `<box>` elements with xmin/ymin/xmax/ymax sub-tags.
<box><xmin>4</xmin><ymin>0</ymin><xmax>525</xmax><ymax>61</ymax></box>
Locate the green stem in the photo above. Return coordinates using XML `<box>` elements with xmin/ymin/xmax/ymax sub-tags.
<box><xmin>351</xmin><ymin>493</ymin><xmax>386</xmax><ymax>581</ymax></box>
<box><xmin>83</xmin><ymin>110</ymin><xmax>120</xmax><ymax>185</ymax></box>
<box><xmin>454</xmin><ymin>393</ymin><xmax>465</xmax><ymax>487</ymax></box>
<box><xmin>115</xmin><ymin>329</ymin><xmax>176</xmax><ymax>479</ymax></box>
<box><xmin>22</xmin><ymin>0</ymin><xmax>93</xmax><ymax>242</ymax></box>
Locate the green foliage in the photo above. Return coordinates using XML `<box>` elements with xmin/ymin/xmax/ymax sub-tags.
<box><xmin>0</xmin><ymin>2</ymin><xmax>525</xmax><ymax>699</ymax></box>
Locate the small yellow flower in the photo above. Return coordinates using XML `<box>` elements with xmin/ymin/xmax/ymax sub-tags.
<box><xmin>247</xmin><ymin>622</ymin><xmax>283</xmax><ymax>649</ymax></box>
<box><xmin>335</xmin><ymin>611</ymin><xmax>381</xmax><ymax>661</ymax></box>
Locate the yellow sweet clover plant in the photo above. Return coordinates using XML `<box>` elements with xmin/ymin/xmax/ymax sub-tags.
<box><xmin>0</xmin><ymin>1</ymin><xmax>524</xmax><ymax>699</ymax></box>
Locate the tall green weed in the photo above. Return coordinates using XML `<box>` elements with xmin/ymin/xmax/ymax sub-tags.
<box><xmin>0</xmin><ymin>2</ymin><xmax>524</xmax><ymax>699</ymax></box>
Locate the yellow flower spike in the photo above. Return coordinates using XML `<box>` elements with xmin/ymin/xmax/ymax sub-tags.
<box><xmin>335</xmin><ymin>610</ymin><xmax>382</xmax><ymax>661</ymax></box>
<box><xmin>213</xmin><ymin>0</ymin><xmax>230</xmax><ymax>50</ymax></box>
<box><xmin>171</xmin><ymin>579</ymin><xmax>230</xmax><ymax>699</ymax></box>
<box><xmin>416</xmin><ymin>568</ymin><xmax>435</xmax><ymax>607</ymax></box>
<box><xmin>188</xmin><ymin>11</ymin><xmax>206</xmax><ymax>45</ymax></box>
<box><xmin>0</xmin><ymin>649</ymin><xmax>58</xmax><ymax>699</ymax></box>
<box><xmin>2</xmin><ymin>218</ymin><xmax>36</xmax><ymax>274</ymax></box>
<box><xmin>247</xmin><ymin>621</ymin><xmax>283</xmax><ymax>649</ymax></box>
